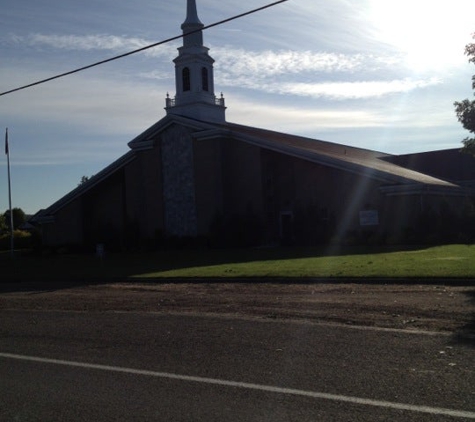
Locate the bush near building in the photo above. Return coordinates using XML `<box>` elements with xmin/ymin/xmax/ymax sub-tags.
<box><xmin>0</xmin><ymin>230</ymin><xmax>33</xmax><ymax>251</ymax></box>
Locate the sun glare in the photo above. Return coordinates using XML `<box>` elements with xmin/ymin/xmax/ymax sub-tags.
<box><xmin>368</xmin><ymin>0</ymin><xmax>474</xmax><ymax>72</ymax></box>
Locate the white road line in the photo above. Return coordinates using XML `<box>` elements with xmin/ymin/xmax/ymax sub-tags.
<box><xmin>1</xmin><ymin>352</ymin><xmax>474</xmax><ymax>419</ymax></box>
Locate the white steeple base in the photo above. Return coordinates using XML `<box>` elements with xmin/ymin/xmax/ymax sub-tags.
<box><xmin>166</xmin><ymin>95</ymin><xmax>226</xmax><ymax>123</ymax></box>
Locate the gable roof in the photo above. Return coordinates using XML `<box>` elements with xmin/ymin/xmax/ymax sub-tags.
<box><xmin>34</xmin><ymin>115</ymin><xmax>471</xmax><ymax>222</ymax></box>
<box><xmin>128</xmin><ymin>114</ymin><xmax>219</xmax><ymax>151</ymax></box>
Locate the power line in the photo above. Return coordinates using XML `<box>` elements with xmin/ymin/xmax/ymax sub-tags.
<box><xmin>0</xmin><ymin>0</ymin><xmax>289</xmax><ymax>97</ymax></box>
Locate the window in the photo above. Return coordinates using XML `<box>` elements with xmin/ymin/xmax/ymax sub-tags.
<box><xmin>201</xmin><ymin>67</ymin><xmax>209</xmax><ymax>91</ymax></box>
<box><xmin>182</xmin><ymin>67</ymin><xmax>191</xmax><ymax>91</ymax></box>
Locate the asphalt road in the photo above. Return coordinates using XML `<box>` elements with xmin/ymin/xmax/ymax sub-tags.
<box><xmin>0</xmin><ymin>310</ymin><xmax>474</xmax><ymax>421</ymax></box>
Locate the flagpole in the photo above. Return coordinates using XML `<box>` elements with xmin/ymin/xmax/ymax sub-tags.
<box><xmin>5</xmin><ymin>128</ymin><xmax>14</xmax><ymax>258</ymax></box>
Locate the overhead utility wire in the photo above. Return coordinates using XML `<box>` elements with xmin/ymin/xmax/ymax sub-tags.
<box><xmin>0</xmin><ymin>0</ymin><xmax>288</xmax><ymax>97</ymax></box>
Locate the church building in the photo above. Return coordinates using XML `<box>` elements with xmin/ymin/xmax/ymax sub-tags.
<box><xmin>33</xmin><ymin>0</ymin><xmax>475</xmax><ymax>249</ymax></box>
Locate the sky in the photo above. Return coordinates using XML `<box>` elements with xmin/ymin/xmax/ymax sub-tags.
<box><xmin>1</xmin><ymin>0</ymin><xmax>475</xmax><ymax>215</ymax></box>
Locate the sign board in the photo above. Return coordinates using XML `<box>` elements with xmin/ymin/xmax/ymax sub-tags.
<box><xmin>359</xmin><ymin>210</ymin><xmax>379</xmax><ymax>226</ymax></box>
<box><xmin>96</xmin><ymin>243</ymin><xmax>105</xmax><ymax>257</ymax></box>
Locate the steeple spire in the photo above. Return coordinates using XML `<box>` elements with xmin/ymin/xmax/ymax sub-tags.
<box><xmin>165</xmin><ymin>0</ymin><xmax>226</xmax><ymax>123</ymax></box>
<box><xmin>181</xmin><ymin>0</ymin><xmax>204</xmax><ymax>48</ymax></box>
<box><xmin>183</xmin><ymin>0</ymin><xmax>203</xmax><ymax>27</ymax></box>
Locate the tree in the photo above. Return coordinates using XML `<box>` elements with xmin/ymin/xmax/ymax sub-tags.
<box><xmin>78</xmin><ymin>175</ymin><xmax>94</xmax><ymax>186</ymax></box>
<box><xmin>0</xmin><ymin>214</ymin><xmax>7</xmax><ymax>234</ymax></box>
<box><xmin>3</xmin><ymin>207</ymin><xmax>26</xmax><ymax>231</ymax></box>
<box><xmin>78</xmin><ymin>175</ymin><xmax>90</xmax><ymax>186</ymax></box>
<box><xmin>454</xmin><ymin>34</ymin><xmax>475</xmax><ymax>155</ymax></box>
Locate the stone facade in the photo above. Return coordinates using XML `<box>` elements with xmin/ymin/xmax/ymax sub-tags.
<box><xmin>161</xmin><ymin>125</ymin><xmax>198</xmax><ymax>237</ymax></box>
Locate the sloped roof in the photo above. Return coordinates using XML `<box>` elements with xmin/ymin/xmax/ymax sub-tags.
<box><xmin>129</xmin><ymin>115</ymin><xmax>459</xmax><ymax>187</ymax></box>
<box><xmin>214</xmin><ymin>121</ymin><xmax>458</xmax><ymax>187</ymax></box>
<box><xmin>34</xmin><ymin>114</ymin><xmax>470</xmax><ymax>222</ymax></box>
<box><xmin>31</xmin><ymin>150</ymin><xmax>136</xmax><ymax>223</ymax></box>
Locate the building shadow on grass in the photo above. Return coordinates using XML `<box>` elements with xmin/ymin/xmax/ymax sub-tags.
<box><xmin>0</xmin><ymin>245</ymin><xmax>372</xmax><ymax>285</ymax></box>
<box><xmin>0</xmin><ymin>245</ymin><xmax>473</xmax><ymax>293</ymax></box>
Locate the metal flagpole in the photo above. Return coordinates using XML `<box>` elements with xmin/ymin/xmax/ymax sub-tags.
<box><xmin>5</xmin><ymin>128</ymin><xmax>14</xmax><ymax>257</ymax></box>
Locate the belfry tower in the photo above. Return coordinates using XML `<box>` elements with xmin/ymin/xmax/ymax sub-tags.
<box><xmin>165</xmin><ymin>0</ymin><xmax>226</xmax><ymax>122</ymax></box>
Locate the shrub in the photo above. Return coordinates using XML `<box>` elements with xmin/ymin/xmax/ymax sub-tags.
<box><xmin>0</xmin><ymin>230</ymin><xmax>32</xmax><ymax>250</ymax></box>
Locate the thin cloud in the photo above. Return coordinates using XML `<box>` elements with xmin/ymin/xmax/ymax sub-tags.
<box><xmin>10</xmin><ymin>33</ymin><xmax>177</xmax><ymax>58</ymax></box>
<box><xmin>12</xmin><ymin>32</ymin><xmax>401</xmax><ymax>74</ymax></box>
<box><xmin>10</xmin><ymin>32</ymin><xmax>434</xmax><ymax>101</ymax></box>
<box><xmin>226</xmin><ymin>97</ymin><xmax>384</xmax><ymax>132</ymax></box>
<box><xmin>217</xmin><ymin>73</ymin><xmax>442</xmax><ymax>100</ymax></box>
<box><xmin>227</xmin><ymin>92</ymin><xmax>454</xmax><ymax>135</ymax></box>
<box><xmin>274</xmin><ymin>78</ymin><xmax>443</xmax><ymax>100</ymax></box>
<box><xmin>214</xmin><ymin>47</ymin><xmax>370</xmax><ymax>75</ymax></box>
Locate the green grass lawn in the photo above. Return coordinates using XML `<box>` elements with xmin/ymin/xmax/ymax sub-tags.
<box><xmin>1</xmin><ymin>244</ymin><xmax>474</xmax><ymax>281</ymax></box>
<box><xmin>136</xmin><ymin>244</ymin><xmax>475</xmax><ymax>279</ymax></box>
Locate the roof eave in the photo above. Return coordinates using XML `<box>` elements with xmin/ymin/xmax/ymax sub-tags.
<box><xmin>226</xmin><ymin>130</ymin><xmax>412</xmax><ymax>184</ymax></box>
<box><xmin>379</xmin><ymin>184</ymin><xmax>470</xmax><ymax>196</ymax></box>
<box><xmin>128</xmin><ymin>114</ymin><xmax>223</xmax><ymax>150</ymax></box>
<box><xmin>39</xmin><ymin>151</ymin><xmax>137</xmax><ymax>218</ymax></box>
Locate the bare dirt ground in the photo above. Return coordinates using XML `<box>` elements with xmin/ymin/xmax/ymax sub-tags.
<box><xmin>0</xmin><ymin>281</ymin><xmax>474</xmax><ymax>338</ymax></box>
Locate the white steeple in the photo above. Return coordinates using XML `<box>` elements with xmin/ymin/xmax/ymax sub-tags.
<box><xmin>165</xmin><ymin>0</ymin><xmax>226</xmax><ymax>122</ymax></box>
